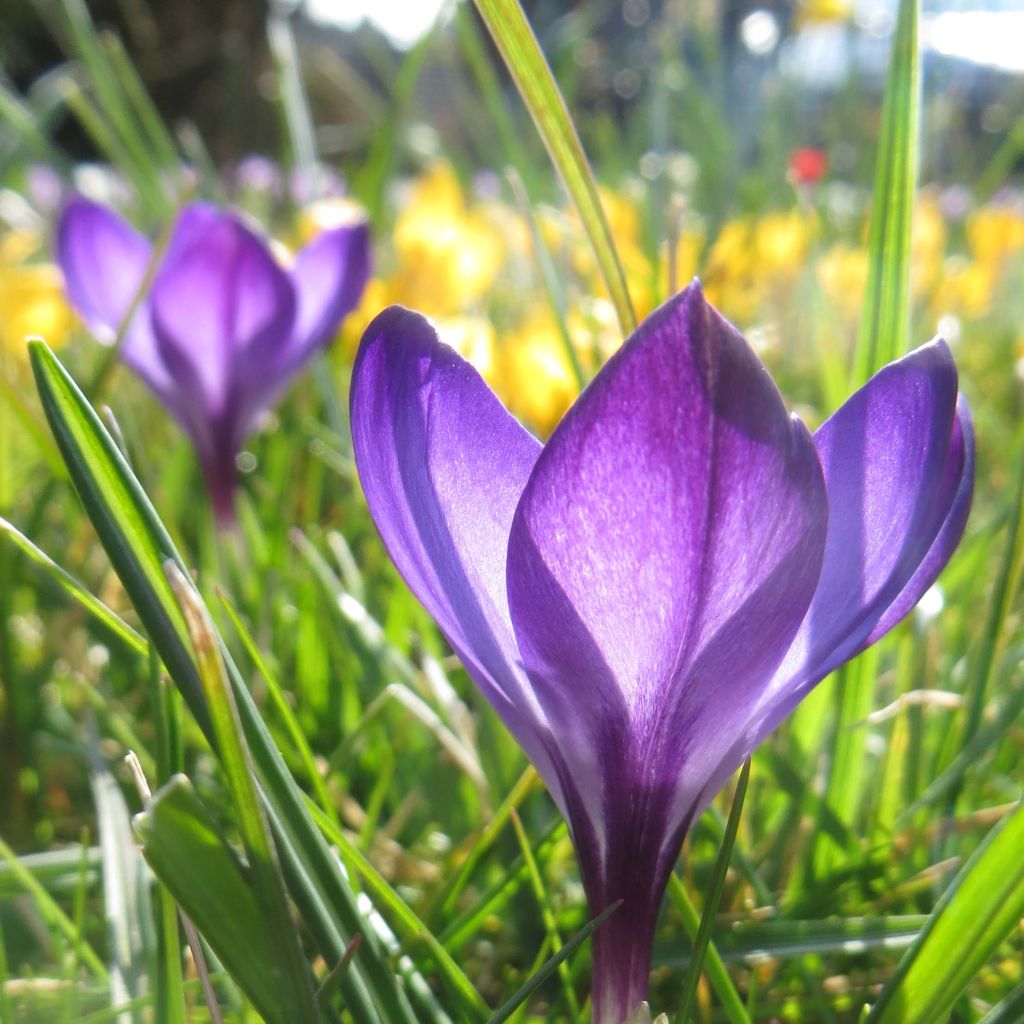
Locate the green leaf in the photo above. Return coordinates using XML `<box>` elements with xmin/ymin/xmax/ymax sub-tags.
<box><xmin>166</xmin><ymin>566</ymin><xmax>320</xmax><ymax>1024</ymax></box>
<box><xmin>28</xmin><ymin>339</ymin><xmax>416</xmax><ymax>1024</ymax></box>
<box><xmin>134</xmin><ymin>775</ymin><xmax>297</xmax><ymax>1024</ymax></box>
<box><xmin>852</xmin><ymin>0</ymin><xmax>920</xmax><ymax>382</ymax></box>
<box><xmin>866</xmin><ymin>802</ymin><xmax>1024</xmax><ymax>1023</ymax></box>
<box><xmin>470</xmin><ymin>0</ymin><xmax>637</xmax><ymax>337</ymax></box>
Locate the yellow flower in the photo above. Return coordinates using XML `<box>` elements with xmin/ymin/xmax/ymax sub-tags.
<box><xmin>0</xmin><ymin>232</ymin><xmax>75</xmax><ymax>359</ymax></box>
<box><xmin>817</xmin><ymin>244</ymin><xmax>868</xmax><ymax>321</ymax></box>
<box><xmin>390</xmin><ymin>162</ymin><xmax>504</xmax><ymax>316</ymax></box>
<box><xmin>498</xmin><ymin>307</ymin><xmax>580</xmax><ymax>434</ymax></box>
<box><xmin>793</xmin><ymin>0</ymin><xmax>854</xmax><ymax>28</ymax></box>
<box><xmin>967</xmin><ymin>206</ymin><xmax>1024</xmax><ymax>269</ymax></box>
<box><xmin>936</xmin><ymin>256</ymin><xmax>996</xmax><ymax>318</ymax></box>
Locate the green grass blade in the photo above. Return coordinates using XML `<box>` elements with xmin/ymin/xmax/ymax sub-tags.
<box><xmin>866</xmin><ymin>802</ymin><xmax>1024</xmax><ymax>1023</ymax></box>
<box><xmin>485</xmin><ymin>900</ymin><xmax>621</xmax><ymax>1024</ymax></box>
<box><xmin>0</xmin><ymin>517</ymin><xmax>146</xmax><ymax>657</ymax></box>
<box><xmin>978</xmin><ymin>980</ymin><xmax>1024</xmax><ymax>1024</ymax></box>
<box><xmin>852</xmin><ymin>0</ymin><xmax>920</xmax><ymax>382</ymax></box>
<box><xmin>470</xmin><ymin>0</ymin><xmax>637</xmax><ymax>336</ymax></box>
<box><xmin>0</xmin><ymin>833</ymin><xmax>107</xmax><ymax>981</ymax></box>
<box><xmin>308</xmin><ymin>802</ymin><xmax>490</xmax><ymax>1022</ymax></box>
<box><xmin>664</xmin><ymin>875</ymin><xmax>751</xmax><ymax>1024</ymax></box>
<box><xmin>27</xmin><ymin>340</ymin><xmax>416</xmax><ymax>1024</ymax></box>
<box><xmin>89</xmin><ymin>754</ymin><xmax>149</xmax><ymax>1022</ymax></box>
<box><xmin>134</xmin><ymin>775</ymin><xmax>300</xmax><ymax>1024</ymax></box>
<box><xmin>677</xmin><ymin>760</ymin><xmax>751</xmax><ymax>1023</ymax></box>
<box><xmin>508</xmin><ymin>808</ymin><xmax>579</xmax><ymax>1019</ymax></box>
<box><xmin>166</xmin><ymin>566</ymin><xmax>320</xmax><ymax>1024</ymax></box>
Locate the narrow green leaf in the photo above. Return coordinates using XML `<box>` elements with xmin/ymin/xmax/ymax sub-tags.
<box><xmin>0</xmin><ymin>517</ymin><xmax>146</xmax><ymax>658</ymax></box>
<box><xmin>88</xmin><ymin>753</ymin><xmax>149</xmax><ymax>1022</ymax></box>
<box><xmin>0</xmin><ymin>833</ymin><xmax>107</xmax><ymax>981</ymax></box>
<box><xmin>866</xmin><ymin>802</ymin><xmax>1024</xmax><ymax>1023</ymax></box>
<box><xmin>134</xmin><ymin>775</ymin><xmax>296</xmax><ymax>1024</ymax></box>
<box><xmin>508</xmin><ymin>808</ymin><xmax>579</xmax><ymax>1019</ymax></box>
<box><xmin>678</xmin><ymin>760</ymin><xmax>751</xmax><ymax>1023</ymax></box>
<box><xmin>28</xmin><ymin>340</ymin><xmax>415</xmax><ymax>1024</ymax></box>
<box><xmin>470</xmin><ymin>0</ymin><xmax>637</xmax><ymax>336</ymax></box>
<box><xmin>852</xmin><ymin>0</ymin><xmax>920</xmax><ymax>382</ymax></box>
<box><xmin>166</xmin><ymin>565</ymin><xmax>320</xmax><ymax>1024</ymax></box>
<box><xmin>485</xmin><ymin>900</ymin><xmax>621</xmax><ymax>1024</ymax></box>
<box><xmin>664</xmin><ymin>875</ymin><xmax>751</xmax><ymax>1024</ymax></box>
<box><xmin>308</xmin><ymin>801</ymin><xmax>490</xmax><ymax>1022</ymax></box>
<box><xmin>978</xmin><ymin>979</ymin><xmax>1024</xmax><ymax>1024</ymax></box>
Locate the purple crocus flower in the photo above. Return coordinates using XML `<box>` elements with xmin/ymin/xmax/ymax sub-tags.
<box><xmin>57</xmin><ymin>196</ymin><xmax>371</xmax><ymax>523</ymax></box>
<box><xmin>350</xmin><ymin>282</ymin><xmax>972</xmax><ymax>1023</ymax></box>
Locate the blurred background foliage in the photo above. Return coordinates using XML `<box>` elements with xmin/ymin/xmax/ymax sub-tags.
<box><xmin>2</xmin><ymin>0</ymin><xmax>1024</xmax><ymax>1021</ymax></box>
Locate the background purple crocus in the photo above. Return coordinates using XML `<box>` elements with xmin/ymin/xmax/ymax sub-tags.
<box><xmin>349</xmin><ymin>282</ymin><xmax>973</xmax><ymax>1024</ymax></box>
<box><xmin>57</xmin><ymin>196</ymin><xmax>371</xmax><ymax>524</ymax></box>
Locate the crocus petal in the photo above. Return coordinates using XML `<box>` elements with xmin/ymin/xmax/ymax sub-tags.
<box><xmin>150</xmin><ymin>211</ymin><xmax>295</xmax><ymax>417</ymax></box>
<box><xmin>56</xmin><ymin>196</ymin><xmax>151</xmax><ymax>341</ymax></box>
<box><xmin>748</xmin><ymin>340</ymin><xmax>971</xmax><ymax>740</ymax></box>
<box><xmin>507</xmin><ymin>281</ymin><xmax>827</xmax><ymax>827</ymax></box>
<box><xmin>349</xmin><ymin>307</ymin><xmax>564</xmax><ymax>799</ymax></box>
<box><xmin>506</xmin><ymin>283</ymin><xmax>828</xmax><ymax>1023</ymax></box>
<box><xmin>288</xmin><ymin>220</ymin><xmax>371</xmax><ymax>366</ymax></box>
<box><xmin>56</xmin><ymin>196</ymin><xmax>171</xmax><ymax>395</ymax></box>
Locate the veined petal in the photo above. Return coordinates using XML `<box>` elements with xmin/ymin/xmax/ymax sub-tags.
<box><xmin>506</xmin><ymin>282</ymin><xmax>828</xmax><ymax>863</ymax></box>
<box><xmin>349</xmin><ymin>307</ymin><xmax>564</xmax><ymax>800</ymax></box>
<box><xmin>287</xmin><ymin>220</ymin><xmax>371</xmax><ymax>367</ymax></box>
<box><xmin>747</xmin><ymin>340</ymin><xmax>973</xmax><ymax>740</ymax></box>
<box><xmin>150</xmin><ymin>211</ymin><xmax>295</xmax><ymax>416</ymax></box>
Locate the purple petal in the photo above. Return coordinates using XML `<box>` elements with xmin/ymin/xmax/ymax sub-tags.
<box><xmin>56</xmin><ymin>196</ymin><xmax>174</xmax><ymax>395</ymax></box>
<box><xmin>742</xmin><ymin>340</ymin><xmax>972</xmax><ymax>753</ymax></box>
<box><xmin>349</xmin><ymin>307</ymin><xmax>565</xmax><ymax>801</ymax></box>
<box><xmin>150</xmin><ymin>210</ymin><xmax>295</xmax><ymax>420</ymax></box>
<box><xmin>287</xmin><ymin>220</ymin><xmax>371</xmax><ymax>367</ymax></box>
<box><xmin>56</xmin><ymin>196</ymin><xmax>151</xmax><ymax>341</ymax></box>
<box><xmin>505</xmin><ymin>284</ymin><xmax>828</xmax><ymax>1013</ymax></box>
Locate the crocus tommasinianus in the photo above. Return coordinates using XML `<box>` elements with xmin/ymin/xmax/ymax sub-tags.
<box><xmin>350</xmin><ymin>282</ymin><xmax>973</xmax><ymax>1023</ymax></box>
<box><xmin>57</xmin><ymin>196</ymin><xmax>370</xmax><ymax>523</ymax></box>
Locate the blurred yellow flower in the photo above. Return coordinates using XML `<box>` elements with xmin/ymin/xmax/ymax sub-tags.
<box><xmin>817</xmin><ymin>243</ymin><xmax>868</xmax><ymax>321</ymax></box>
<box><xmin>967</xmin><ymin>207</ymin><xmax>1024</xmax><ymax>269</ymax></box>
<box><xmin>0</xmin><ymin>232</ymin><xmax>75</xmax><ymax>359</ymax></box>
<box><xmin>937</xmin><ymin>257</ymin><xmax>995</xmax><ymax>318</ymax></box>
<box><xmin>704</xmin><ymin>209</ymin><xmax>814</xmax><ymax>322</ymax></box>
<box><xmin>793</xmin><ymin>0</ymin><xmax>854</xmax><ymax>28</ymax></box>
<box><xmin>295</xmin><ymin>197</ymin><xmax>368</xmax><ymax>247</ymax></box>
<box><xmin>390</xmin><ymin>162</ymin><xmax>504</xmax><ymax>316</ymax></box>
<box><xmin>499</xmin><ymin>307</ymin><xmax>579</xmax><ymax>433</ymax></box>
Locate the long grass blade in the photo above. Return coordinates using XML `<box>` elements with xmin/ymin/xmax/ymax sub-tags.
<box><xmin>677</xmin><ymin>759</ymin><xmax>751</xmax><ymax>1022</ymax></box>
<box><xmin>470</xmin><ymin>0</ymin><xmax>637</xmax><ymax>336</ymax></box>
<box><xmin>852</xmin><ymin>0</ymin><xmax>920</xmax><ymax>382</ymax></box>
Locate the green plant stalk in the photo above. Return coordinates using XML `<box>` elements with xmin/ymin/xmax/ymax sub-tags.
<box><xmin>471</xmin><ymin>0</ymin><xmax>637</xmax><ymax>337</ymax></box>
<box><xmin>308</xmin><ymin>801</ymin><xmax>490</xmax><ymax>1021</ymax></box>
<box><xmin>852</xmin><ymin>0</ymin><xmax>920</xmax><ymax>382</ymax></box>
<box><xmin>866</xmin><ymin>802</ymin><xmax>1024</xmax><ymax>1023</ymax></box>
